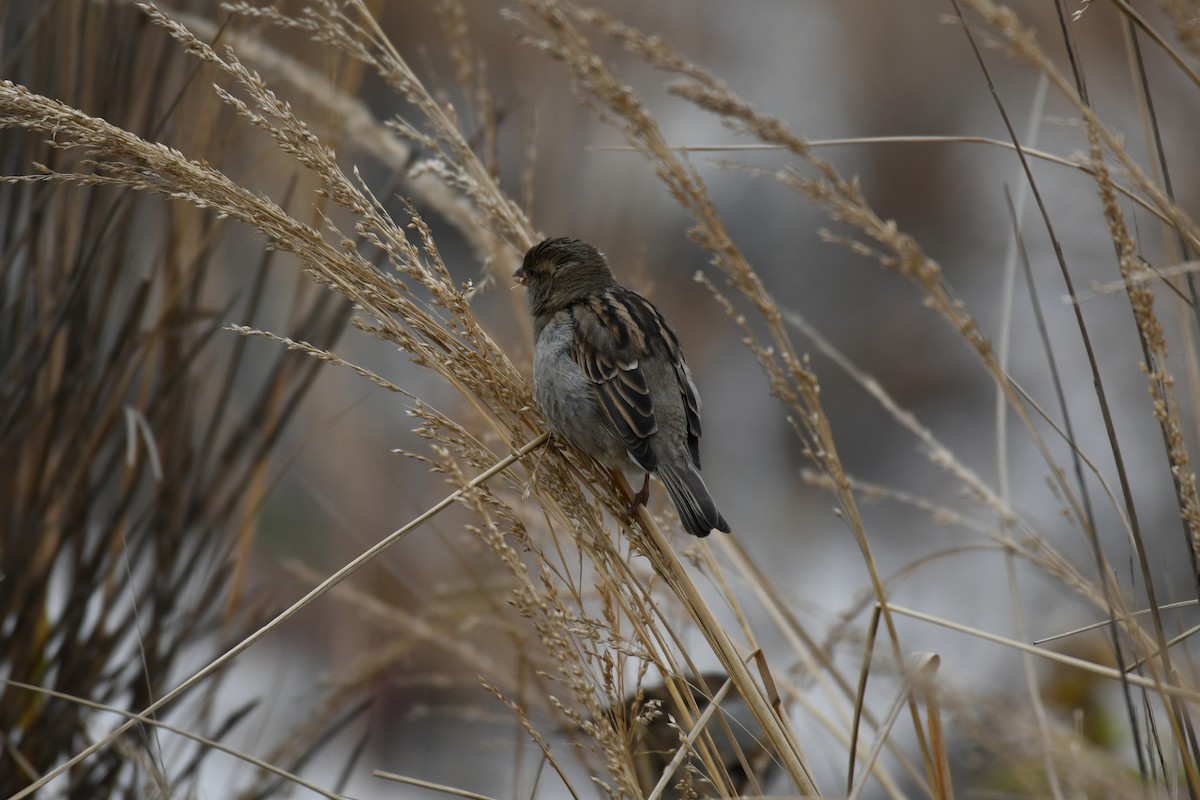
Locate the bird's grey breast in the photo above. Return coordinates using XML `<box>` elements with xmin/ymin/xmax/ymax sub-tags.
<box><xmin>533</xmin><ymin>311</ymin><xmax>632</xmax><ymax>468</ymax></box>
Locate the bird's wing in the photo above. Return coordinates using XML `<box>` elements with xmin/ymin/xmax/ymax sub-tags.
<box><xmin>674</xmin><ymin>353</ymin><xmax>702</xmax><ymax>470</ymax></box>
<box><xmin>570</xmin><ymin>287</ymin><xmax>664</xmax><ymax>472</ymax></box>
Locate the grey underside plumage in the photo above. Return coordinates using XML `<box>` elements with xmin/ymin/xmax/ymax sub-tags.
<box><xmin>534</xmin><ymin>314</ymin><xmax>633</xmax><ymax>469</ymax></box>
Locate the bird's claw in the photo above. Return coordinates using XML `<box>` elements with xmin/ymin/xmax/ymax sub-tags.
<box><xmin>622</xmin><ymin>473</ymin><xmax>651</xmax><ymax>521</ymax></box>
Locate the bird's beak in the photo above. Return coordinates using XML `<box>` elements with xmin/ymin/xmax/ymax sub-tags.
<box><xmin>512</xmin><ymin>266</ymin><xmax>527</xmax><ymax>287</ymax></box>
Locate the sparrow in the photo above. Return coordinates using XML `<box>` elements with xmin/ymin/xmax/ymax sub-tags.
<box><xmin>514</xmin><ymin>236</ymin><xmax>730</xmax><ymax>537</ymax></box>
<box><xmin>623</xmin><ymin>673</ymin><xmax>774</xmax><ymax>798</ymax></box>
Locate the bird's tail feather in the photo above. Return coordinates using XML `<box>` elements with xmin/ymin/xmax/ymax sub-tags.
<box><xmin>657</xmin><ymin>464</ymin><xmax>730</xmax><ymax>537</ymax></box>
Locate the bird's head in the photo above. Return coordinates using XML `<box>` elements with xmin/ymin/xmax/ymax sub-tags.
<box><xmin>514</xmin><ymin>237</ymin><xmax>616</xmax><ymax>316</ymax></box>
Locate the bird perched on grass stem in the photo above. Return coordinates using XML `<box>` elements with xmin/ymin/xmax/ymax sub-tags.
<box><xmin>514</xmin><ymin>237</ymin><xmax>730</xmax><ymax>537</ymax></box>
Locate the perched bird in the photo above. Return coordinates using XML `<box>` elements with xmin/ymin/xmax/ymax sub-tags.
<box><xmin>514</xmin><ymin>236</ymin><xmax>730</xmax><ymax>537</ymax></box>
<box><xmin>623</xmin><ymin>673</ymin><xmax>775</xmax><ymax>798</ymax></box>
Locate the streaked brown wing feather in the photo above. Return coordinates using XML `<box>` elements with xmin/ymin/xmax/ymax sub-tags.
<box><xmin>675</xmin><ymin>360</ymin><xmax>702</xmax><ymax>469</ymax></box>
<box><xmin>570</xmin><ymin>288</ymin><xmax>660</xmax><ymax>471</ymax></box>
<box><xmin>639</xmin><ymin>296</ymin><xmax>703</xmax><ymax>470</ymax></box>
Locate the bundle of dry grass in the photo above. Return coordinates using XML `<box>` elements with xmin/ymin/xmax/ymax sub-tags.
<box><xmin>2</xmin><ymin>1</ymin><xmax>1198</xmax><ymax>798</ymax></box>
<box><xmin>0</xmin><ymin>3</ymin><xmax>350</xmax><ymax>794</ymax></box>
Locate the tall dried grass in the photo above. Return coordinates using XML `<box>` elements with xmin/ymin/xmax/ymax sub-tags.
<box><xmin>2</xmin><ymin>0</ymin><xmax>1198</xmax><ymax>798</ymax></box>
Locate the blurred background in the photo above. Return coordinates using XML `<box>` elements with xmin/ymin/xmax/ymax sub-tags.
<box><xmin>3</xmin><ymin>0</ymin><xmax>1199</xmax><ymax>797</ymax></box>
